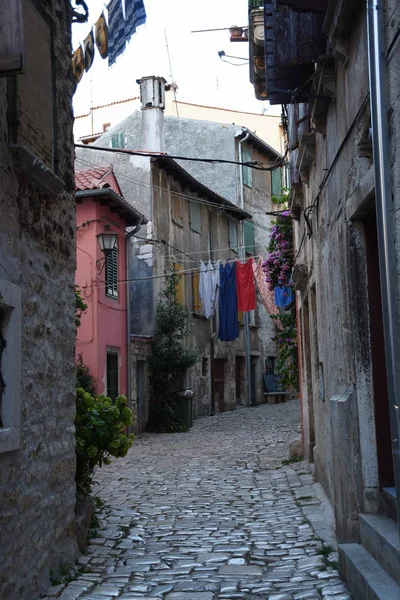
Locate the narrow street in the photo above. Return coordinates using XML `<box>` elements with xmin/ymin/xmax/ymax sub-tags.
<box><xmin>45</xmin><ymin>400</ymin><xmax>351</xmax><ymax>600</ymax></box>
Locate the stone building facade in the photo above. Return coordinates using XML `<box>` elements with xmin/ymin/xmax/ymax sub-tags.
<box><xmin>248</xmin><ymin>0</ymin><xmax>400</xmax><ymax>597</ymax></box>
<box><xmin>0</xmin><ymin>1</ymin><xmax>79</xmax><ymax>598</ymax></box>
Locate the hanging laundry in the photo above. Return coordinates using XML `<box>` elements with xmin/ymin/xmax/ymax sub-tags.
<box><xmin>72</xmin><ymin>45</ymin><xmax>85</xmax><ymax>84</ymax></box>
<box><xmin>236</xmin><ymin>257</ymin><xmax>256</xmax><ymax>312</ymax></box>
<box><xmin>253</xmin><ymin>258</ymin><xmax>280</xmax><ymax>318</ymax></box>
<box><xmin>199</xmin><ymin>260</ymin><xmax>220</xmax><ymax>319</ymax></box>
<box><xmin>274</xmin><ymin>285</ymin><xmax>294</xmax><ymax>308</ymax></box>
<box><xmin>83</xmin><ymin>29</ymin><xmax>95</xmax><ymax>72</ymax></box>
<box><xmin>125</xmin><ymin>0</ymin><xmax>146</xmax><ymax>40</ymax></box>
<box><xmin>95</xmin><ymin>12</ymin><xmax>109</xmax><ymax>59</ymax></box>
<box><xmin>218</xmin><ymin>262</ymin><xmax>239</xmax><ymax>342</ymax></box>
<box><xmin>107</xmin><ymin>0</ymin><xmax>126</xmax><ymax>66</ymax></box>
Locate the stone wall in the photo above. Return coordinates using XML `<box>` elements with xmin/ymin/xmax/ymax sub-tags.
<box><xmin>291</xmin><ymin>1</ymin><xmax>400</xmax><ymax>542</ymax></box>
<box><xmin>0</xmin><ymin>1</ymin><xmax>78</xmax><ymax>598</ymax></box>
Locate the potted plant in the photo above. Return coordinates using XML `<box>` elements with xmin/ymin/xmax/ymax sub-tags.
<box><xmin>230</xmin><ymin>25</ymin><xmax>244</xmax><ymax>39</ymax></box>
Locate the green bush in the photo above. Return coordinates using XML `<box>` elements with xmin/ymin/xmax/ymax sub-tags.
<box><xmin>148</xmin><ymin>270</ymin><xmax>198</xmax><ymax>432</ymax></box>
<box><xmin>75</xmin><ymin>389</ymin><xmax>134</xmax><ymax>495</ymax></box>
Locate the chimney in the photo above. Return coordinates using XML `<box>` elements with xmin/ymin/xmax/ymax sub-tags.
<box><xmin>137</xmin><ymin>76</ymin><xmax>167</xmax><ymax>153</ymax></box>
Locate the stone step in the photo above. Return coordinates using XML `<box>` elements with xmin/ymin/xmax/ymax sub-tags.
<box><xmin>359</xmin><ymin>513</ymin><xmax>400</xmax><ymax>586</ymax></box>
<box><xmin>339</xmin><ymin>543</ymin><xmax>400</xmax><ymax>600</ymax></box>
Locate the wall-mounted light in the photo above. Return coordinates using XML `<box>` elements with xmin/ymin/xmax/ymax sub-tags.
<box><xmin>96</xmin><ymin>232</ymin><xmax>117</xmax><ymax>257</ymax></box>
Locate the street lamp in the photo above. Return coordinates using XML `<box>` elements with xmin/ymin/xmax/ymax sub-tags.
<box><xmin>96</xmin><ymin>232</ymin><xmax>117</xmax><ymax>257</ymax></box>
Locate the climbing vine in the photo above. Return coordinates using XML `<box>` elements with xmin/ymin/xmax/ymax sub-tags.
<box><xmin>263</xmin><ymin>190</ymin><xmax>299</xmax><ymax>390</ymax></box>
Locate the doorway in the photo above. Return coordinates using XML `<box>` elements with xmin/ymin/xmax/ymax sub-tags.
<box><xmin>213</xmin><ymin>359</ymin><xmax>226</xmax><ymax>412</ymax></box>
<box><xmin>364</xmin><ymin>210</ymin><xmax>394</xmax><ymax>490</ymax></box>
<box><xmin>235</xmin><ymin>356</ymin><xmax>245</xmax><ymax>406</ymax></box>
<box><xmin>136</xmin><ymin>360</ymin><xmax>146</xmax><ymax>432</ymax></box>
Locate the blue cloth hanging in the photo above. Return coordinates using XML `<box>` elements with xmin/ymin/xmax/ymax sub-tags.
<box><xmin>107</xmin><ymin>0</ymin><xmax>126</xmax><ymax>66</ymax></box>
<box><xmin>218</xmin><ymin>262</ymin><xmax>239</xmax><ymax>341</ymax></box>
<box><xmin>125</xmin><ymin>0</ymin><xmax>146</xmax><ymax>39</ymax></box>
<box><xmin>274</xmin><ymin>285</ymin><xmax>294</xmax><ymax>308</ymax></box>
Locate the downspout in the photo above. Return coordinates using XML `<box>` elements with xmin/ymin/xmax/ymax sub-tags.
<box><xmin>126</xmin><ymin>219</ymin><xmax>143</xmax><ymax>422</ymax></box>
<box><xmin>367</xmin><ymin>0</ymin><xmax>400</xmax><ymax>529</ymax></box>
<box><xmin>238</xmin><ymin>131</ymin><xmax>252</xmax><ymax>406</ymax></box>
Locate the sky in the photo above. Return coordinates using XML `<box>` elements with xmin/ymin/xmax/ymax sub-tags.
<box><xmin>72</xmin><ymin>0</ymin><xmax>279</xmax><ymax>117</ymax></box>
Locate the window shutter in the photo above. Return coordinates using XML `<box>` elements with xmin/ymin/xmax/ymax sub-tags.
<box><xmin>192</xmin><ymin>272</ymin><xmax>201</xmax><ymax>313</ymax></box>
<box><xmin>244</xmin><ymin>220</ymin><xmax>255</xmax><ymax>255</ymax></box>
<box><xmin>106</xmin><ymin>351</ymin><xmax>119</xmax><ymax>400</ymax></box>
<box><xmin>229</xmin><ymin>220</ymin><xmax>238</xmax><ymax>253</ymax></box>
<box><xmin>173</xmin><ymin>192</ymin><xmax>183</xmax><ymax>222</ymax></box>
<box><xmin>106</xmin><ymin>245</ymin><xmax>118</xmax><ymax>298</ymax></box>
<box><xmin>271</xmin><ymin>167</ymin><xmax>282</xmax><ymax>198</ymax></box>
<box><xmin>173</xmin><ymin>263</ymin><xmax>185</xmax><ymax>304</ymax></box>
<box><xmin>242</xmin><ymin>148</ymin><xmax>253</xmax><ymax>188</ymax></box>
<box><xmin>190</xmin><ymin>201</ymin><xmax>201</xmax><ymax>233</ymax></box>
<box><xmin>111</xmin><ymin>132</ymin><xmax>125</xmax><ymax>148</ymax></box>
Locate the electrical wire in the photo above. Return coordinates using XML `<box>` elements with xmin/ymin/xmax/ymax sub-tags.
<box><xmin>75</xmin><ymin>143</ymin><xmax>284</xmax><ymax>172</ymax></box>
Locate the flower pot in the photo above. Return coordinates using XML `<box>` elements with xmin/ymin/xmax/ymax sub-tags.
<box><xmin>230</xmin><ymin>27</ymin><xmax>243</xmax><ymax>39</ymax></box>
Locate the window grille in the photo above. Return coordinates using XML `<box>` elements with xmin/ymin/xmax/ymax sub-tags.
<box><xmin>105</xmin><ymin>245</ymin><xmax>118</xmax><ymax>298</ymax></box>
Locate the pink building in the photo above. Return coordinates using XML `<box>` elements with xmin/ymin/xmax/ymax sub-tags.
<box><xmin>75</xmin><ymin>166</ymin><xmax>146</xmax><ymax>401</ymax></box>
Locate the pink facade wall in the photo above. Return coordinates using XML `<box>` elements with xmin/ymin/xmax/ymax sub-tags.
<box><xmin>76</xmin><ymin>200</ymin><xmax>128</xmax><ymax>399</ymax></box>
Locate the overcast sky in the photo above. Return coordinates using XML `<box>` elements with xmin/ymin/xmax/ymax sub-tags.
<box><xmin>72</xmin><ymin>0</ymin><xmax>279</xmax><ymax>117</ymax></box>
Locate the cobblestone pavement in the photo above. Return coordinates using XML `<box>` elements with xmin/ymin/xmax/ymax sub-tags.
<box><xmin>43</xmin><ymin>400</ymin><xmax>351</xmax><ymax>600</ymax></box>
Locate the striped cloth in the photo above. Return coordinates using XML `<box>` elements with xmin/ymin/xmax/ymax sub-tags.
<box><xmin>125</xmin><ymin>0</ymin><xmax>146</xmax><ymax>40</ymax></box>
<box><xmin>107</xmin><ymin>0</ymin><xmax>125</xmax><ymax>66</ymax></box>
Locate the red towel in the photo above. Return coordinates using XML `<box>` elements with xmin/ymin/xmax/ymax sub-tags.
<box><xmin>236</xmin><ymin>258</ymin><xmax>256</xmax><ymax>312</ymax></box>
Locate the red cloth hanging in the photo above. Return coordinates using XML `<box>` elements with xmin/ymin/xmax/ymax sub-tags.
<box><xmin>236</xmin><ymin>258</ymin><xmax>256</xmax><ymax>312</ymax></box>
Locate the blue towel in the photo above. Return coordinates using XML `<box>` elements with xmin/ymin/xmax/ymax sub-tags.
<box><xmin>125</xmin><ymin>0</ymin><xmax>146</xmax><ymax>39</ymax></box>
<box><xmin>107</xmin><ymin>0</ymin><xmax>126</xmax><ymax>66</ymax></box>
<box><xmin>274</xmin><ymin>285</ymin><xmax>294</xmax><ymax>308</ymax></box>
<box><xmin>218</xmin><ymin>262</ymin><xmax>239</xmax><ymax>341</ymax></box>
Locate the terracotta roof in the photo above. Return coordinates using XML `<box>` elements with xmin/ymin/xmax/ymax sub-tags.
<box><xmin>75</xmin><ymin>165</ymin><xmax>114</xmax><ymax>192</ymax></box>
<box><xmin>74</xmin><ymin>96</ymin><xmax>140</xmax><ymax>119</ymax></box>
<box><xmin>75</xmin><ymin>166</ymin><xmax>148</xmax><ymax>226</ymax></box>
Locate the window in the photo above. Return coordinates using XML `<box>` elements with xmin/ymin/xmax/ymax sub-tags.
<box><xmin>173</xmin><ymin>263</ymin><xmax>185</xmax><ymax>304</ymax></box>
<box><xmin>192</xmin><ymin>272</ymin><xmax>201</xmax><ymax>314</ymax></box>
<box><xmin>105</xmin><ymin>245</ymin><xmax>118</xmax><ymax>298</ymax></box>
<box><xmin>202</xmin><ymin>357</ymin><xmax>208</xmax><ymax>376</ymax></box>
<box><xmin>190</xmin><ymin>201</ymin><xmax>201</xmax><ymax>233</ymax></box>
<box><xmin>106</xmin><ymin>350</ymin><xmax>119</xmax><ymax>400</ymax></box>
<box><xmin>242</xmin><ymin>147</ymin><xmax>253</xmax><ymax>188</ymax></box>
<box><xmin>0</xmin><ymin>278</ymin><xmax>22</xmax><ymax>453</ymax></box>
<box><xmin>229</xmin><ymin>219</ymin><xmax>238</xmax><ymax>253</ymax></box>
<box><xmin>172</xmin><ymin>191</ymin><xmax>183</xmax><ymax>223</ymax></box>
<box><xmin>103</xmin><ymin>123</ymin><xmax>111</xmax><ymax>132</ymax></box>
<box><xmin>271</xmin><ymin>167</ymin><xmax>282</xmax><ymax>198</ymax></box>
<box><xmin>244</xmin><ymin>220</ymin><xmax>255</xmax><ymax>255</ymax></box>
<box><xmin>111</xmin><ymin>132</ymin><xmax>125</xmax><ymax>148</ymax></box>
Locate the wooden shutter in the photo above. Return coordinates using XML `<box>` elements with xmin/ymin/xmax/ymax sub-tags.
<box><xmin>111</xmin><ymin>132</ymin><xmax>125</xmax><ymax>148</ymax></box>
<box><xmin>106</xmin><ymin>246</ymin><xmax>118</xmax><ymax>298</ymax></box>
<box><xmin>229</xmin><ymin>220</ymin><xmax>238</xmax><ymax>252</ymax></box>
<box><xmin>192</xmin><ymin>272</ymin><xmax>201</xmax><ymax>313</ymax></box>
<box><xmin>0</xmin><ymin>0</ymin><xmax>24</xmax><ymax>76</ymax></box>
<box><xmin>173</xmin><ymin>263</ymin><xmax>185</xmax><ymax>304</ymax></box>
<box><xmin>242</xmin><ymin>147</ymin><xmax>253</xmax><ymax>188</ymax></box>
<box><xmin>173</xmin><ymin>192</ymin><xmax>183</xmax><ymax>222</ymax></box>
<box><xmin>271</xmin><ymin>167</ymin><xmax>282</xmax><ymax>198</ymax></box>
<box><xmin>190</xmin><ymin>201</ymin><xmax>201</xmax><ymax>233</ymax></box>
<box><xmin>244</xmin><ymin>220</ymin><xmax>255</xmax><ymax>255</ymax></box>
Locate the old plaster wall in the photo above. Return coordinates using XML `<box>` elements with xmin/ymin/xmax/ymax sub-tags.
<box><xmin>0</xmin><ymin>1</ymin><xmax>78</xmax><ymax>598</ymax></box>
<box><xmin>293</xmin><ymin>6</ymin><xmax>382</xmax><ymax>541</ymax></box>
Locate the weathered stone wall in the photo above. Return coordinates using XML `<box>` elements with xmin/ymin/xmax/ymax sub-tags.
<box><xmin>0</xmin><ymin>1</ymin><xmax>78</xmax><ymax>598</ymax></box>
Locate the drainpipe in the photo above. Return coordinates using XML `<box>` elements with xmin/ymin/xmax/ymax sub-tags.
<box><xmin>238</xmin><ymin>130</ymin><xmax>252</xmax><ymax>406</ymax></box>
<box><xmin>126</xmin><ymin>219</ymin><xmax>143</xmax><ymax>421</ymax></box>
<box><xmin>367</xmin><ymin>0</ymin><xmax>400</xmax><ymax>530</ymax></box>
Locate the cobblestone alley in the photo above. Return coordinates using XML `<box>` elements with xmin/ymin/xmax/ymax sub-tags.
<box><xmin>44</xmin><ymin>400</ymin><xmax>351</xmax><ymax>600</ymax></box>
